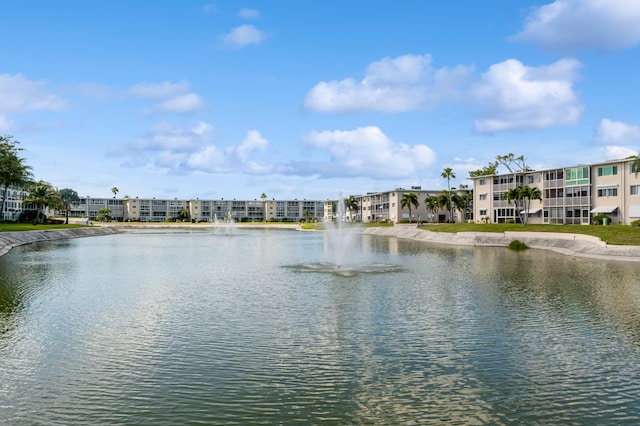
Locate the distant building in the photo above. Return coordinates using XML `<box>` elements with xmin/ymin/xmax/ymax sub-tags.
<box><xmin>324</xmin><ymin>186</ymin><xmax>472</xmax><ymax>224</ymax></box>
<box><xmin>63</xmin><ymin>197</ymin><xmax>325</xmax><ymax>223</ymax></box>
<box><xmin>469</xmin><ymin>157</ymin><xmax>640</xmax><ymax>225</ymax></box>
<box><xmin>0</xmin><ymin>186</ymin><xmax>29</xmax><ymax>221</ymax></box>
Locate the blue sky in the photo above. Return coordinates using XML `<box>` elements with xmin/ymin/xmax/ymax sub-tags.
<box><xmin>1</xmin><ymin>0</ymin><xmax>640</xmax><ymax>200</ymax></box>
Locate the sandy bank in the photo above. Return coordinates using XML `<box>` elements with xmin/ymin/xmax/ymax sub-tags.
<box><xmin>364</xmin><ymin>224</ymin><xmax>640</xmax><ymax>262</ymax></box>
<box><xmin>0</xmin><ymin>227</ymin><xmax>120</xmax><ymax>257</ymax></box>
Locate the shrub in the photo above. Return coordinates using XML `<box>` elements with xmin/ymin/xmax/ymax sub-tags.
<box><xmin>508</xmin><ymin>240</ymin><xmax>528</xmax><ymax>251</ymax></box>
<box><xmin>592</xmin><ymin>214</ymin><xmax>611</xmax><ymax>225</ymax></box>
<box><xmin>632</xmin><ymin>219</ymin><xmax>640</xmax><ymax>228</ymax></box>
<box><xmin>505</xmin><ymin>219</ymin><xmax>515</xmax><ymax>224</ymax></box>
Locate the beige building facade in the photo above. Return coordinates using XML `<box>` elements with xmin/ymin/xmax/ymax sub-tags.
<box><xmin>471</xmin><ymin>158</ymin><xmax>640</xmax><ymax>225</ymax></box>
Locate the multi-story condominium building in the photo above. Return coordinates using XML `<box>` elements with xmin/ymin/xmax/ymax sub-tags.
<box><xmin>324</xmin><ymin>186</ymin><xmax>472</xmax><ymax>224</ymax></box>
<box><xmin>0</xmin><ymin>186</ymin><xmax>29</xmax><ymax>221</ymax></box>
<box><xmin>65</xmin><ymin>197</ymin><xmax>324</xmax><ymax>223</ymax></box>
<box><xmin>470</xmin><ymin>158</ymin><xmax>640</xmax><ymax>225</ymax></box>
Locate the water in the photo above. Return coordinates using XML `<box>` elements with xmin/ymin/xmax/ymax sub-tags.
<box><xmin>1</xmin><ymin>228</ymin><xmax>640</xmax><ymax>424</ymax></box>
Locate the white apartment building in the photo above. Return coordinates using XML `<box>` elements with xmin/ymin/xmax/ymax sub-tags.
<box><xmin>0</xmin><ymin>186</ymin><xmax>29</xmax><ymax>221</ymax></box>
<box><xmin>65</xmin><ymin>197</ymin><xmax>324</xmax><ymax>223</ymax></box>
<box><xmin>324</xmin><ymin>186</ymin><xmax>472</xmax><ymax>224</ymax></box>
<box><xmin>470</xmin><ymin>158</ymin><xmax>640</xmax><ymax>225</ymax></box>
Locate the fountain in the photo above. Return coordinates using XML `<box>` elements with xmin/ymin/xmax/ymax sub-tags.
<box><xmin>290</xmin><ymin>193</ymin><xmax>401</xmax><ymax>277</ymax></box>
<box><xmin>212</xmin><ymin>210</ymin><xmax>237</xmax><ymax>234</ymax></box>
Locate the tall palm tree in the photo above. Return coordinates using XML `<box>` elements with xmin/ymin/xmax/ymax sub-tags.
<box><xmin>400</xmin><ymin>192</ymin><xmax>419</xmax><ymax>222</ymax></box>
<box><xmin>24</xmin><ymin>180</ymin><xmax>60</xmax><ymax>224</ymax></box>
<box><xmin>441</xmin><ymin>168</ymin><xmax>456</xmax><ymax>222</ymax></box>
<box><xmin>111</xmin><ymin>186</ymin><xmax>119</xmax><ymax>198</ymax></box>
<box><xmin>344</xmin><ymin>195</ymin><xmax>358</xmax><ymax>222</ymax></box>
<box><xmin>502</xmin><ymin>187</ymin><xmax>522</xmax><ymax>223</ymax></box>
<box><xmin>437</xmin><ymin>190</ymin><xmax>454</xmax><ymax>221</ymax></box>
<box><xmin>519</xmin><ymin>185</ymin><xmax>542</xmax><ymax>226</ymax></box>
<box><xmin>453</xmin><ymin>192</ymin><xmax>473</xmax><ymax>223</ymax></box>
<box><xmin>59</xmin><ymin>188</ymin><xmax>80</xmax><ymax>224</ymax></box>
<box><xmin>424</xmin><ymin>195</ymin><xmax>439</xmax><ymax>223</ymax></box>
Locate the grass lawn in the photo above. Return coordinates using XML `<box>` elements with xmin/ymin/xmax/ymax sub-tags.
<box><xmin>0</xmin><ymin>223</ymin><xmax>89</xmax><ymax>233</ymax></box>
<box><xmin>419</xmin><ymin>223</ymin><xmax>640</xmax><ymax>245</ymax></box>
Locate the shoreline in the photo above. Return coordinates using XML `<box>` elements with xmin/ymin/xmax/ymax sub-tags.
<box><xmin>2</xmin><ymin>223</ymin><xmax>639</xmax><ymax>262</ymax></box>
<box><xmin>0</xmin><ymin>227</ymin><xmax>120</xmax><ymax>257</ymax></box>
<box><xmin>363</xmin><ymin>224</ymin><xmax>640</xmax><ymax>262</ymax></box>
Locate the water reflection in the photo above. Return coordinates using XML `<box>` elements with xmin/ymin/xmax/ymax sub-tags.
<box><xmin>0</xmin><ymin>230</ymin><xmax>639</xmax><ymax>424</ymax></box>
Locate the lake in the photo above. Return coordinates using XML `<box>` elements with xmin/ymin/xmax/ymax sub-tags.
<box><xmin>1</xmin><ymin>228</ymin><xmax>640</xmax><ymax>424</ymax></box>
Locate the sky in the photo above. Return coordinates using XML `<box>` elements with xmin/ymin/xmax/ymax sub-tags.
<box><xmin>1</xmin><ymin>0</ymin><xmax>640</xmax><ymax>200</ymax></box>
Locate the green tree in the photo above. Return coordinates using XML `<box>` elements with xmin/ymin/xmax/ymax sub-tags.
<box><xmin>468</xmin><ymin>161</ymin><xmax>498</xmax><ymax>177</ymax></box>
<box><xmin>400</xmin><ymin>192</ymin><xmax>419</xmax><ymax>222</ymax></box>
<box><xmin>23</xmin><ymin>180</ymin><xmax>60</xmax><ymax>224</ymax></box>
<box><xmin>441</xmin><ymin>167</ymin><xmax>456</xmax><ymax>222</ymax></box>
<box><xmin>178</xmin><ymin>209</ymin><xmax>191</xmax><ymax>222</ymax></box>
<box><xmin>59</xmin><ymin>188</ymin><xmax>80</xmax><ymax>224</ymax></box>
<box><xmin>344</xmin><ymin>195</ymin><xmax>358</xmax><ymax>222</ymax></box>
<box><xmin>502</xmin><ymin>187</ymin><xmax>523</xmax><ymax>223</ymax></box>
<box><xmin>424</xmin><ymin>195</ymin><xmax>439</xmax><ymax>223</ymax></box>
<box><xmin>453</xmin><ymin>192</ymin><xmax>473</xmax><ymax>223</ymax></box>
<box><xmin>519</xmin><ymin>185</ymin><xmax>542</xmax><ymax>226</ymax></box>
<box><xmin>260</xmin><ymin>193</ymin><xmax>267</xmax><ymax>201</ymax></box>
<box><xmin>96</xmin><ymin>207</ymin><xmax>112</xmax><ymax>222</ymax></box>
<box><xmin>631</xmin><ymin>155</ymin><xmax>640</xmax><ymax>176</ymax></box>
<box><xmin>111</xmin><ymin>187</ymin><xmax>119</xmax><ymax>198</ymax></box>
<box><xmin>496</xmin><ymin>153</ymin><xmax>527</xmax><ymax>173</ymax></box>
<box><xmin>437</xmin><ymin>190</ymin><xmax>454</xmax><ymax>222</ymax></box>
<box><xmin>0</xmin><ymin>136</ymin><xmax>33</xmax><ymax>219</ymax></box>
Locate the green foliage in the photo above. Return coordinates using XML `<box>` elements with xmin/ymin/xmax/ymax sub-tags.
<box><xmin>591</xmin><ymin>214</ymin><xmax>610</xmax><ymax>225</ymax></box>
<box><xmin>400</xmin><ymin>192</ymin><xmax>419</xmax><ymax>221</ymax></box>
<box><xmin>508</xmin><ymin>240</ymin><xmax>528</xmax><ymax>251</ymax></box>
<box><xmin>469</xmin><ymin>161</ymin><xmax>498</xmax><ymax>177</ymax></box>
<box><xmin>631</xmin><ymin>219</ymin><xmax>640</xmax><ymax>228</ymax></box>
<box><xmin>0</xmin><ymin>136</ymin><xmax>34</xmax><ymax>219</ymax></box>
<box><xmin>23</xmin><ymin>180</ymin><xmax>61</xmax><ymax>224</ymax></box>
<box><xmin>418</xmin><ymin>222</ymin><xmax>640</xmax><ymax>246</ymax></box>
<box><xmin>96</xmin><ymin>207</ymin><xmax>112</xmax><ymax>222</ymax></box>
<box><xmin>178</xmin><ymin>209</ymin><xmax>191</xmax><ymax>222</ymax></box>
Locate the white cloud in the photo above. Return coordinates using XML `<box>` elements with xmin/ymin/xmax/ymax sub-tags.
<box><xmin>116</xmin><ymin>122</ymin><xmax>272</xmax><ymax>175</ymax></box>
<box><xmin>235</xmin><ymin>130</ymin><xmax>269</xmax><ymax>160</ymax></box>
<box><xmin>511</xmin><ymin>0</ymin><xmax>640</xmax><ymax>52</ymax></box>
<box><xmin>221</xmin><ymin>25</ymin><xmax>266</xmax><ymax>48</ymax></box>
<box><xmin>0</xmin><ymin>73</ymin><xmax>66</xmax><ymax>114</ymax></box>
<box><xmin>595</xmin><ymin>119</ymin><xmax>640</xmax><ymax>144</ymax></box>
<box><xmin>303</xmin><ymin>54</ymin><xmax>473</xmax><ymax>113</ymax></box>
<box><xmin>472</xmin><ymin>58</ymin><xmax>583</xmax><ymax>132</ymax></box>
<box><xmin>128</xmin><ymin>80</ymin><xmax>191</xmax><ymax>99</ymax></box>
<box><xmin>300</xmin><ymin>126</ymin><xmax>436</xmax><ymax>178</ymax></box>
<box><xmin>238</xmin><ymin>8</ymin><xmax>260</xmax><ymax>19</ymax></box>
<box><xmin>155</xmin><ymin>93</ymin><xmax>205</xmax><ymax>114</ymax></box>
<box><xmin>603</xmin><ymin>145</ymin><xmax>637</xmax><ymax>160</ymax></box>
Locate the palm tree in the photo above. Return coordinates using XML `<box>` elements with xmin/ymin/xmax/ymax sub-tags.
<box><xmin>111</xmin><ymin>187</ymin><xmax>119</xmax><ymax>198</ymax></box>
<box><xmin>437</xmin><ymin>190</ymin><xmax>454</xmax><ymax>221</ymax></box>
<box><xmin>0</xmin><ymin>136</ymin><xmax>33</xmax><ymax>219</ymax></box>
<box><xmin>453</xmin><ymin>192</ymin><xmax>473</xmax><ymax>223</ymax></box>
<box><xmin>441</xmin><ymin>167</ymin><xmax>456</xmax><ymax>222</ymax></box>
<box><xmin>424</xmin><ymin>195</ymin><xmax>439</xmax><ymax>223</ymax></box>
<box><xmin>400</xmin><ymin>192</ymin><xmax>419</xmax><ymax>222</ymax></box>
<box><xmin>502</xmin><ymin>187</ymin><xmax>522</xmax><ymax>223</ymax></box>
<box><xmin>59</xmin><ymin>188</ymin><xmax>80</xmax><ymax>224</ymax></box>
<box><xmin>24</xmin><ymin>180</ymin><xmax>60</xmax><ymax>224</ymax></box>
<box><xmin>519</xmin><ymin>185</ymin><xmax>542</xmax><ymax>226</ymax></box>
<box><xmin>632</xmin><ymin>155</ymin><xmax>640</xmax><ymax>176</ymax></box>
<box><xmin>344</xmin><ymin>195</ymin><xmax>358</xmax><ymax>222</ymax></box>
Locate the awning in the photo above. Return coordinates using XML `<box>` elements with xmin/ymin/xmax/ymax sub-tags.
<box><xmin>522</xmin><ymin>208</ymin><xmax>541</xmax><ymax>214</ymax></box>
<box><xmin>590</xmin><ymin>206</ymin><xmax>618</xmax><ymax>214</ymax></box>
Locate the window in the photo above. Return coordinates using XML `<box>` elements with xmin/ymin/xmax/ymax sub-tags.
<box><xmin>479</xmin><ymin>179</ymin><xmax>486</xmax><ymax>185</ymax></box>
<box><xmin>597</xmin><ymin>186</ymin><xmax>618</xmax><ymax>197</ymax></box>
<box><xmin>479</xmin><ymin>194</ymin><xmax>487</xmax><ymax>201</ymax></box>
<box><xmin>479</xmin><ymin>209</ymin><xmax>487</xmax><ymax>216</ymax></box>
<box><xmin>631</xmin><ymin>185</ymin><xmax>640</xmax><ymax>195</ymax></box>
<box><xmin>566</xmin><ymin>167</ymin><xmax>590</xmax><ymax>186</ymax></box>
<box><xmin>597</xmin><ymin>165</ymin><xmax>618</xmax><ymax>176</ymax></box>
